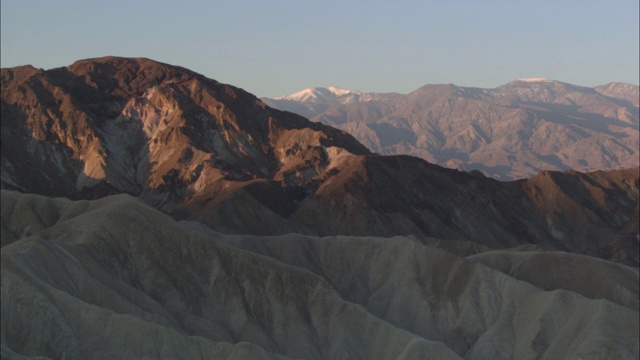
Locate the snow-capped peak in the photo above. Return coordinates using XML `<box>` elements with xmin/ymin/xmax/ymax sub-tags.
<box><xmin>276</xmin><ymin>86</ymin><xmax>362</xmax><ymax>102</ymax></box>
<box><xmin>324</xmin><ymin>86</ymin><xmax>361</xmax><ymax>97</ymax></box>
<box><xmin>516</xmin><ymin>78</ymin><xmax>554</xmax><ymax>83</ymax></box>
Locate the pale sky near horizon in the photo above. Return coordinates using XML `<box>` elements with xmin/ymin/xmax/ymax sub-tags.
<box><xmin>1</xmin><ymin>0</ymin><xmax>638</xmax><ymax>98</ymax></box>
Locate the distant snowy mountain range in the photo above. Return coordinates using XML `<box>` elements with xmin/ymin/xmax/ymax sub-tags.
<box><xmin>262</xmin><ymin>80</ymin><xmax>639</xmax><ymax>180</ymax></box>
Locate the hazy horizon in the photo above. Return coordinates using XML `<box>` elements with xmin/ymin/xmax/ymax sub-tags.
<box><xmin>2</xmin><ymin>1</ymin><xmax>638</xmax><ymax>98</ymax></box>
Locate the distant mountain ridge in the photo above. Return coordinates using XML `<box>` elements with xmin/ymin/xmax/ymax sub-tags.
<box><xmin>262</xmin><ymin>80</ymin><xmax>639</xmax><ymax>180</ymax></box>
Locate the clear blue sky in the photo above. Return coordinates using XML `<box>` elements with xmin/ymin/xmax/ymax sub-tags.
<box><xmin>2</xmin><ymin>0</ymin><xmax>638</xmax><ymax>97</ymax></box>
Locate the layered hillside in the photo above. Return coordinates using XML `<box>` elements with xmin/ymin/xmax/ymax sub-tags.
<box><xmin>263</xmin><ymin>80</ymin><xmax>639</xmax><ymax>180</ymax></box>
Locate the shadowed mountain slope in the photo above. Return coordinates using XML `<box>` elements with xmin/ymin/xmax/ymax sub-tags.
<box><xmin>2</xmin><ymin>190</ymin><xmax>638</xmax><ymax>359</ymax></box>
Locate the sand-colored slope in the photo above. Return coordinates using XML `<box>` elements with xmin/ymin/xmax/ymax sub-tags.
<box><xmin>2</xmin><ymin>190</ymin><xmax>637</xmax><ymax>359</ymax></box>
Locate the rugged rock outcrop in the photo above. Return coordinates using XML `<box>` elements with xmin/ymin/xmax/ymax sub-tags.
<box><xmin>1</xmin><ymin>57</ymin><xmax>369</xmax><ymax>199</ymax></box>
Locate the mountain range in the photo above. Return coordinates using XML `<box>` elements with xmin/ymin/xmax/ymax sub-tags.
<box><xmin>1</xmin><ymin>57</ymin><xmax>638</xmax><ymax>359</ymax></box>
<box><xmin>262</xmin><ymin>80</ymin><xmax>639</xmax><ymax>180</ymax></box>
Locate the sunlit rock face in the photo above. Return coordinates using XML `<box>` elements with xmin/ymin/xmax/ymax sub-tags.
<box><xmin>1</xmin><ymin>57</ymin><xmax>369</xmax><ymax>198</ymax></box>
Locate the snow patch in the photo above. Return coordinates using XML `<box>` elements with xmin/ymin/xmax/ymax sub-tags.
<box><xmin>517</xmin><ymin>78</ymin><xmax>554</xmax><ymax>83</ymax></box>
<box><xmin>276</xmin><ymin>86</ymin><xmax>362</xmax><ymax>102</ymax></box>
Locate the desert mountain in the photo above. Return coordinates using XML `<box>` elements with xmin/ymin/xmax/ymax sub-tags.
<box><xmin>1</xmin><ymin>57</ymin><xmax>369</xmax><ymax>200</ymax></box>
<box><xmin>2</xmin><ymin>57</ymin><xmax>638</xmax><ymax>265</ymax></box>
<box><xmin>262</xmin><ymin>80</ymin><xmax>639</xmax><ymax>180</ymax></box>
<box><xmin>2</xmin><ymin>57</ymin><xmax>639</xmax><ymax>359</ymax></box>
<box><xmin>595</xmin><ymin>82</ymin><xmax>640</xmax><ymax>107</ymax></box>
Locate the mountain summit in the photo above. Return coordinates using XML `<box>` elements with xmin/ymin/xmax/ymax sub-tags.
<box><xmin>276</xmin><ymin>86</ymin><xmax>363</xmax><ymax>103</ymax></box>
<box><xmin>1</xmin><ymin>57</ymin><xmax>369</xmax><ymax>194</ymax></box>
